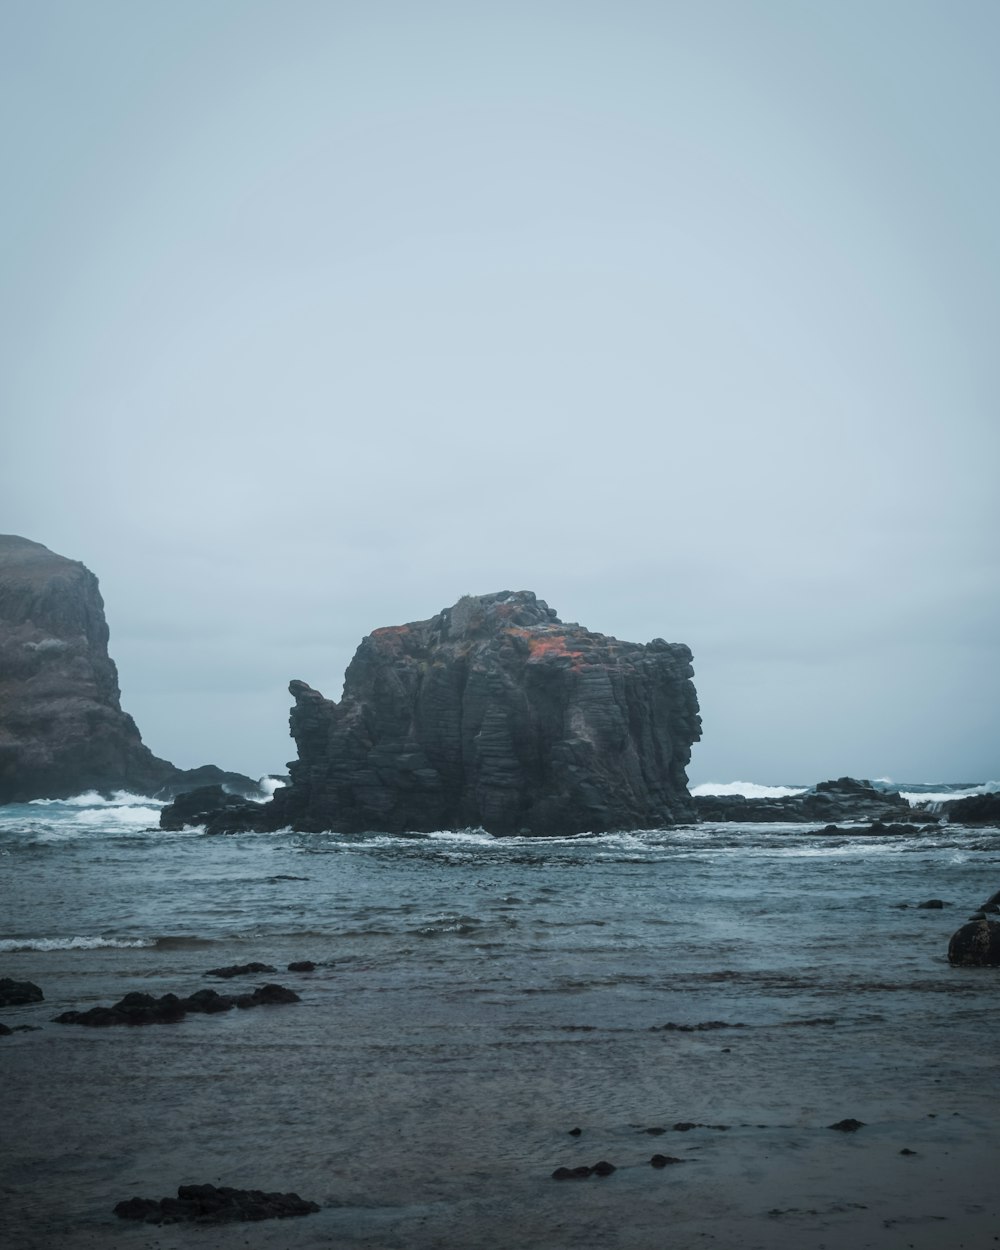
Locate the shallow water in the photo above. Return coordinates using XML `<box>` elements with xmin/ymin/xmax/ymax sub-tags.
<box><xmin>2</xmin><ymin>795</ymin><xmax>999</xmax><ymax>1248</ymax></box>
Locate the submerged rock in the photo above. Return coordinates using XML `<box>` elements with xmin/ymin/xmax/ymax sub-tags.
<box><xmin>256</xmin><ymin>591</ymin><xmax>700</xmax><ymax>837</ymax></box>
<box><xmin>114</xmin><ymin>1184</ymin><xmax>319</xmax><ymax>1224</ymax></box>
<box><xmin>203</xmin><ymin>962</ymin><xmax>277</xmax><ymax>979</ymax></box>
<box><xmin>53</xmin><ymin>984</ymin><xmax>300</xmax><ymax>1026</ymax></box>
<box><xmin>0</xmin><ymin>535</ymin><xmax>260</xmax><ymax>804</ymax></box>
<box><xmin>947</xmin><ymin>919</ymin><xmax>1000</xmax><ymax>967</ymax></box>
<box><xmin>0</xmin><ymin>978</ymin><xmax>43</xmax><ymax>1006</ymax></box>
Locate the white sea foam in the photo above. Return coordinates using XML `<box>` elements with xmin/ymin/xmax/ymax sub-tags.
<box><xmin>29</xmin><ymin>790</ymin><xmax>165</xmax><ymax>809</ymax></box>
<box><xmin>257</xmin><ymin>775</ymin><xmax>287</xmax><ymax>798</ymax></box>
<box><xmin>690</xmin><ymin>781</ymin><xmax>808</xmax><ymax>799</ymax></box>
<box><xmin>902</xmin><ymin>780</ymin><xmax>999</xmax><ymax>806</ymax></box>
<box><xmin>0</xmin><ymin>935</ymin><xmax>155</xmax><ymax>952</ymax></box>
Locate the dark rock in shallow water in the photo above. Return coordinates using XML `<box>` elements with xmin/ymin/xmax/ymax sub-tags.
<box><xmin>828</xmin><ymin>1118</ymin><xmax>866</xmax><ymax>1132</ymax></box>
<box><xmin>53</xmin><ymin>984</ymin><xmax>300</xmax><ymax>1025</ymax></box>
<box><xmin>694</xmin><ymin>777</ymin><xmax>914</xmax><ymax>825</ymax></box>
<box><xmin>256</xmin><ymin>590</ymin><xmax>700</xmax><ymax>837</ymax></box>
<box><xmin>0</xmin><ymin>978</ymin><xmax>43</xmax><ymax>1006</ymax></box>
<box><xmin>947</xmin><ymin>919</ymin><xmax>1000</xmax><ymax>967</ymax></box>
<box><xmin>918</xmin><ymin>899</ymin><xmax>946</xmax><ymax>909</ymax></box>
<box><xmin>287</xmin><ymin>960</ymin><xmax>316</xmax><ymax>972</ymax></box>
<box><xmin>0</xmin><ymin>535</ymin><xmax>260</xmax><ymax>804</ymax></box>
<box><xmin>939</xmin><ymin>792</ymin><xmax>1000</xmax><ymax>826</ymax></box>
<box><xmin>114</xmin><ymin>1184</ymin><xmax>319</xmax><ymax>1224</ymax></box>
<box><xmin>203</xmin><ymin>961</ymin><xmax>277</xmax><ymax>979</ymax></box>
<box><xmin>0</xmin><ymin>1022</ymin><xmax>12</xmax><ymax>1036</ymax></box>
<box><xmin>160</xmin><ymin>786</ymin><xmax>268</xmax><ymax>831</ymax></box>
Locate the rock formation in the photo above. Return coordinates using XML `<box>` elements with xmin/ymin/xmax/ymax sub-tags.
<box><xmin>692</xmin><ymin>777</ymin><xmax>915</xmax><ymax>824</ymax></box>
<box><xmin>947</xmin><ymin>918</ymin><xmax>1000</xmax><ymax>967</ymax></box>
<box><xmin>259</xmin><ymin>590</ymin><xmax>700</xmax><ymax>836</ymax></box>
<box><xmin>939</xmin><ymin>791</ymin><xmax>1000</xmax><ymax>826</ymax></box>
<box><xmin>0</xmin><ymin>535</ymin><xmax>259</xmax><ymax>803</ymax></box>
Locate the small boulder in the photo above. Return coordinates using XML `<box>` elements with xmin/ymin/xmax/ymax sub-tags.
<box><xmin>828</xmin><ymin>1118</ymin><xmax>865</xmax><ymax>1132</ymax></box>
<box><xmin>947</xmin><ymin>919</ymin><xmax>1000</xmax><ymax>967</ymax></box>
<box><xmin>0</xmin><ymin>978</ymin><xmax>43</xmax><ymax>1006</ymax></box>
<box><xmin>287</xmin><ymin>961</ymin><xmax>316</xmax><ymax>972</ymax></box>
<box><xmin>204</xmin><ymin>962</ymin><xmax>277</xmax><ymax>979</ymax></box>
<box><xmin>917</xmin><ymin>899</ymin><xmax>945</xmax><ymax>909</ymax></box>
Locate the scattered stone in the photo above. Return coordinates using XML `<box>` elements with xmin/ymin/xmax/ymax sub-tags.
<box><xmin>673</xmin><ymin>1122</ymin><xmax>699</xmax><ymax>1132</ymax></box>
<box><xmin>918</xmin><ymin>899</ymin><xmax>946</xmax><ymax>909</ymax></box>
<box><xmin>113</xmin><ymin>1184</ymin><xmax>319</xmax><ymax>1224</ymax></box>
<box><xmin>551</xmin><ymin>1161</ymin><xmax>615</xmax><ymax>1180</ymax></box>
<box><xmin>0</xmin><ymin>978</ymin><xmax>43</xmax><ymax>1006</ymax></box>
<box><xmin>829</xmin><ymin>1118</ymin><xmax>866</xmax><ymax>1132</ymax></box>
<box><xmin>900</xmin><ymin>1148</ymin><xmax>918</xmax><ymax>1156</ymax></box>
<box><xmin>644</xmin><ymin>1127</ymin><xmax>667</xmax><ymax>1135</ymax></box>
<box><xmin>947</xmin><ymin>919</ymin><xmax>1000</xmax><ymax>967</ymax></box>
<box><xmin>567</xmin><ymin>1127</ymin><xmax>582</xmax><ymax>1136</ymax></box>
<box><xmin>287</xmin><ymin>961</ymin><xmax>316</xmax><ymax>972</ymax></box>
<box><xmin>0</xmin><ymin>1022</ymin><xmax>11</xmax><ymax>1036</ymax></box>
<box><xmin>203</xmin><ymin>962</ymin><xmax>277</xmax><ymax>979</ymax></box>
<box><xmin>650</xmin><ymin>1155</ymin><xmax>684</xmax><ymax>1168</ymax></box>
<box><xmin>54</xmin><ymin>984</ymin><xmax>300</xmax><ymax>1026</ymax></box>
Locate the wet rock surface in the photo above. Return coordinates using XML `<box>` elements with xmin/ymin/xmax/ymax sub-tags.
<box><xmin>159</xmin><ymin>785</ymin><xmax>267</xmax><ymax>830</ymax></box>
<box><xmin>203</xmin><ymin>961</ymin><xmax>277</xmax><ymax>979</ymax></box>
<box><xmin>114</xmin><ymin>1184</ymin><xmax>319</xmax><ymax>1224</ymax></box>
<box><xmin>0</xmin><ymin>977</ymin><xmax>43</xmax><ymax>1006</ymax></box>
<box><xmin>256</xmin><ymin>590</ymin><xmax>700</xmax><ymax>836</ymax></box>
<box><xmin>694</xmin><ymin>777</ymin><xmax>916</xmax><ymax>825</ymax></box>
<box><xmin>938</xmin><ymin>792</ymin><xmax>1000</xmax><ymax>826</ymax></box>
<box><xmin>947</xmin><ymin>918</ymin><xmax>1000</xmax><ymax>966</ymax></box>
<box><xmin>53</xmin><ymin>984</ymin><xmax>300</xmax><ymax>1026</ymax></box>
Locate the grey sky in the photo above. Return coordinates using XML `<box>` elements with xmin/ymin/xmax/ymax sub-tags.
<box><xmin>3</xmin><ymin>0</ymin><xmax>998</xmax><ymax>786</ymax></box>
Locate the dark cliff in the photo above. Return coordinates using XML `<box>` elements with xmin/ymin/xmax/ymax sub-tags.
<box><xmin>265</xmin><ymin>590</ymin><xmax>701</xmax><ymax>836</ymax></box>
<box><xmin>0</xmin><ymin>536</ymin><xmax>259</xmax><ymax>803</ymax></box>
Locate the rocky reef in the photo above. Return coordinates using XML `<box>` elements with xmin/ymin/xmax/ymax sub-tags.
<box><xmin>259</xmin><ymin>591</ymin><xmax>700</xmax><ymax>836</ymax></box>
<box><xmin>692</xmin><ymin>777</ymin><xmax>915</xmax><ymax>824</ymax></box>
<box><xmin>0</xmin><ymin>536</ymin><xmax>259</xmax><ymax>803</ymax></box>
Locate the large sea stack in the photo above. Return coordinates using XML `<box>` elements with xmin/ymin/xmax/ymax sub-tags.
<box><xmin>265</xmin><ymin>591</ymin><xmax>701</xmax><ymax>836</ymax></box>
<box><xmin>0</xmin><ymin>535</ymin><xmax>258</xmax><ymax>803</ymax></box>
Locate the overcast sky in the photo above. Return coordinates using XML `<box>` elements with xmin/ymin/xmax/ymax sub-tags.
<box><xmin>3</xmin><ymin>0</ymin><xmax>998</xmax><ymax>786</ymax></box>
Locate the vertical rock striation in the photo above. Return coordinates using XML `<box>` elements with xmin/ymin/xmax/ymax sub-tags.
<box><xmin>0</xmin><ymin>535</ymin><xmax>178</xmax><ymax>801</ymax></box>
<box><xmin>267</xmin><ymin>591</ymin><xmax>700</xmax><ymax>835</ymax></box>
<box><xmin>0</xmin><ymin>535</ymin><xmax>260</xmax><ymax>803</ymax></box>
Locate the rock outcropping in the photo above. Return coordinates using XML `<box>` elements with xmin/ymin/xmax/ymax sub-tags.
<box><xmin>0</xmin><ymin>536</ymin><xmax>258</xmax><ymax>803</ymax></box>
<box><xmin>692</xmin><ymin>777</ymin><xmax>915</xmax><ymax>824</ymax></box>
<box><xmin>262</xmin><ymin>591</ymin><xmax>700</xmax><ymax>836</ymax></box>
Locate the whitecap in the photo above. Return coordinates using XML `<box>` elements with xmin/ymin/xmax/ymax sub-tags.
<box><xmin>690</xmin><ymin>781</ymin><xmax>809</xmax><ymax>799</ymax></box>
<box><xmin>902</xmin><ymin>780</ymin><xmax>999</xmax><ymax>806</ymax></box>
<box><xmin>29</xmin><ymin>790</ymin><xmax>165</xmax><ymax>809</ymax></box>
<box><xmin>0</xmin><ymin>935</ymin><xmax>155</xmax><ymax>952</ymax></box>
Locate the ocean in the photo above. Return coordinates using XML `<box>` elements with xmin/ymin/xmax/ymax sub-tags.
<box><xmin>2</xmin><ymin>783</ymin><xmax>999</xmax><ymax>1250</ymax></box>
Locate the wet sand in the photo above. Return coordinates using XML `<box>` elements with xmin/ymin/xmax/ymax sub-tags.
<box><xmin>3</xmin><ymin>963</ymin><xmax>998</xmax><ymax>1250</ymax></box>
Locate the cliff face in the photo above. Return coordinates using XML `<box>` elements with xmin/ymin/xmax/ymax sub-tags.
<box><xmin>0</xmin><ymin>535</ymin><xmax>177</xmax><ymax>802</ymax></box>
<box><xmin>267</xmin><ymin>591</ymin><xmax>701</xmax><ymax>835</ymax></box>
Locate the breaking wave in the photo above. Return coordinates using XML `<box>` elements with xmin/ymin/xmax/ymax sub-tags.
<box><xmin>0</xmin><ymin>935</ymin><xmax>156</xmax><ymax>953</ymax></box>
<box><xmin>690</xmin><ymin>781</ymin><xmax>808</xmax><ymax>799</ymax></box>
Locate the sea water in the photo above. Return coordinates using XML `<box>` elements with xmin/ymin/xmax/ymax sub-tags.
<box><xmin>2</xmin><ymin>786</ymin><xmax>999</xmax><ymax>1250</ymax></box>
